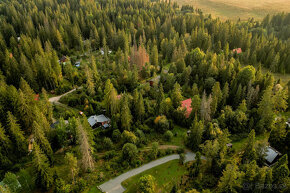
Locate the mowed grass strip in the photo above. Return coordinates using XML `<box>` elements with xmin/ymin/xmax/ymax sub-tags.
<box><xmin>122</xmin><ymin>160</ymin><xmax>187</xmax><ymax>193</ymax></box>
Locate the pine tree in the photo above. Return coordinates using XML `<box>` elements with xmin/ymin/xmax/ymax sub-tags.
<box><xmin>76</xmin><ymin>119</ymin><xmax>94</xmax><ymax>172</ymax></box>
<box><xmin>242</xmin><ymin>130</ymin><xmax>257</xmax><ymax>163</ymax></box>
<box><xmin>6</xmin><ymin>112</ymin><xmax>26</xmax><ymax>154</ymax></box>
<box><xmin>191</xmin><ymin>95</ymin><xmax>201</xmax><ymax>118</ymax></box>
<box><xmin>84</xmin><ymin>65</ymin><xmax>95</xmax><ymax>96</ymax></box>
<box><xmin>32</xmin><ymin>143</ymin><xmax>53</xmax><ymax>191</ymax></box>
<box><xmin>217</xmin><ymin>163</ymin><xmax>242</xmax><ymax>193</ymax></box>
<box><xmin>171</xmin><ymin>82</ymin><xmax>183</xmax><ymax>108</ymax></box>
<box><xmin>187</xmin><ymin>117</ymin><xmax>204</xmax><ymax>151</ymax></box>
<box><xmin>258</xmin><ymin>88</ymin><xmax>275</xmax><ymax>130</ymax></box>
<box><xmin>0</xmin><ymin>123</ymin><xmax>11</xmax><ymax>154</ymax></box>
<box><xmin>41</xmin><ymin>88</ymin><xmax>53</xmax><ymax>122</ymax></box>
<box><xmin>151</xmin><ymin>45</ymin><xmax>158</xmax><ymax>66</ymax></box>
<box><xmin>32</xmin><ymin>121</ymin><xmax>53</xmax><ymax>161</ymax></box>
<box><xmin>136</xmin><ymin>93</ymin><xmax>145</xmax><ymax>121</ymax></box>
<box><xmin>64</xmin><ymin>153</ymin><xmax>78</xmax><ymax>184</ymax></box>
<box><xmin>103</xmin><ymin>79</ymin><xmax>118</xmax><ymax>116</ymax></box>
<box><xmin>121</xmin><ymin>95</ymin><xmax>132</xmax><ymax>130</ymax></box>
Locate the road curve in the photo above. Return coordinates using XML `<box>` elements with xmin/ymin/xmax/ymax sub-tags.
<box><xmin>98</xmin><ymin>152</ymin><xmax>197</xmax><ymax>193</ymax></box>
<box><xmin>49</xmin><ymin>87</ymin><xmax>82</xmax><ymax>104</ymax></box>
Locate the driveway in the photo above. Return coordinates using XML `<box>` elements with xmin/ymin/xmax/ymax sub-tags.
<box><xmin>49</xmin><ymin>87</ymin><xmax>82</xmax><ymax>104</ymax></box>
<box><xmin>98</xmin><ymin>152</ymin><xmax>197</xmax><ymax>193</ymax></box>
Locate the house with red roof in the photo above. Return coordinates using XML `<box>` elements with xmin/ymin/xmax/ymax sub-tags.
<box><xmin>181</xmin><ymin>98</ymin><xmax>192</xmax><ymax>118</ymax></box>
<box><xmin>232</xmin><ymin>48</ymin><xmax>242</xmax><ymax>54</ymax></box>
<box><xmin>34</xmin><ymin>94</ymin><xmax>40</xmax><ymax>101</ymax></box>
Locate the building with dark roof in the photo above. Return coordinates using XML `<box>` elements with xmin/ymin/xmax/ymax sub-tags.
<box><xmin>264</xmin><ymin>146</ymin><xmax>282</xmax><ymax>166</ymax></box>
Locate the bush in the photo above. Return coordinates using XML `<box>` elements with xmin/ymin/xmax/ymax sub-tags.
<box><xmin>121</xmin><ymin>130</ymin><xmax>138</xmax><ymax>144</ymax></box>
<box><xmin>139</xmin><ymin>124</ymin><xmax>151</xmax><ymax>133</ymax></box>
<box><xmin>103</xmin><ymin>137</ymin><xmax>113</xmax><ymax>150</ymax></box>
<box><xmin>165</xmin><ymin>148</ymin><xmax>173</xmax><ymax>155</ymax></box>
<box><xmin>179</xmin><ymin>153</ymin><xmax>185</xmax><ymax>165</ymax></box>
<box><xmin>177</xmin><ymin>147</ymin><xmax>185</xmax><ymax>154</ymax></box>
<box><xmin>135</xmin><ymin>129</ymin><xmax>146</xmax><ymax>144</ymax></box>
<box><xmin>104</xmin><ymin>150</ymin><xmax>117</xmax><ymax>160</ymax></box>
<box><xmin>149</xmin><ymin>142</ymin><xmax>159</xmax><ymax>160</ymax></box>
<box><xmin>112</xmin><ymin>129</ymin><xmax>121</xmax><ymax>142</ymax></box>
<box><xmin>154</xmin><ymin>115</ymin><xmax>169</xmax><ymax>133</ymax></box>
<box><xmin>164</xmin><ymin>130</ymin><xmax>173</xmax><ymax>141</ymax></box>
<box><xmin>137</xmin><ymin>175</ymin><xmax>156</xmax><ymax>193</ymax></box>
<box><xmin>122</xmin><ymin>143</ymin><xmax>138</xmax><ymax>164</ymax></box>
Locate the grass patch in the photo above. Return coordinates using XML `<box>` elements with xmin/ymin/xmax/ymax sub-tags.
<box><xmin>163</xmin><ymin>125</ymin><xmax>187</xmax><ymax>147</ymax></box>
<box><xmin>231</xmin><ymin>132</ymin><xmax>269</xmax><ymax>152</ymax></box>
<box><xmin>86</xmin><ymin>185</ymin><xmax>102</xmax><ymax>193</ymax></box>
<box><xmin>121</xmin><ymin>160</ymin><xmax>186</xmax><ymax>193</ymax></box>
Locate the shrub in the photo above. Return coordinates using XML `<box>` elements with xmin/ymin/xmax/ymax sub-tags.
<box><xmin>179</xmin><ymin>153</ymin><xmax>185</xmax><ymax>165</ymax></box>
<box><xmin>121</xmin><ymin>130</ymin><xmax>138</xmax><ymax>144</ymax></box>
<box><xmin>164</xmin><ymin>130</ymin><xmax>173</xmax><ymax>141</ymax></box>
<box><xmin>112</xmin><ymin>129</ymin><xmax>121</xmax><ymax>142</ymax></box>
<box><xmin>154</xmin><ymin>115</ymin><xmax>169</xmax><ymax>133</ymax></box>
<box><xmin>177</xmin><ymin>147</ymin><xmax>185</xmax><ymax>154</ymax></box>
<box><xmin>165</xmin><ymin>148</ymin><xmax>173</xmax><ymax>155</ymax></box>
<box><xmin>135</xmin><ymin>129</ymin><xmax>146</xmax><ymax>144</ymax></box>
<box><xmin>149</xmin><ymin>142</ymin><xmax>159</xmax><ymax>160</ymax></box>
<box><xmin>122</xmin><ymin>143</ymin><xmax>138</xmax><ymax>164</ymax></box>
<box><xmin>103</xmin><ymin>137</ymin><xmax>113</xmax><ymax>150</ymax></box>
<box><xmin>104</xmin><ymin>150</ymin><xmax>117</xmax><ymax>160</ymax></box>
<box><xmin>137</xmin><ymin>175</ymin><xmax>156</xmax><ymax>193</ymax></box>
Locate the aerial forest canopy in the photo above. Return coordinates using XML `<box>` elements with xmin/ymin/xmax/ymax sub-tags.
<box><xmin>0</xmin><ymin>0</ymin><xmax>289</xmax><ymax>193</ymax></box>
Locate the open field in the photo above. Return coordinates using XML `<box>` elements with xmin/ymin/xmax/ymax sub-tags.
<box><xmin>175</xmin><ymin>0</ymin><xmax>290</xmax><ymax>20</ymax></box>
<box><xmin>121</xmin><ymin>160</ymin><xmax>187</xmax><ymax>193</ymax></box>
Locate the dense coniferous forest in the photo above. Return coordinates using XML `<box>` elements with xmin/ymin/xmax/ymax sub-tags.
<box><xmin>0</xmin><ymin>0</ymin><xmax>289</xmax><ymax>192</ymax></box>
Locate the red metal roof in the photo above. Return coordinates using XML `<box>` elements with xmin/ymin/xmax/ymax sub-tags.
<box><xmin>34</xmin><ymin>94</ymin><xmax>39</xmax><ymax>101</ymax></box>
<box><xmin>181</xmin><ymin>98</ymin><xmax>192</xmax><ymax>118</ymax></box>
<box><xmin>233</xmin><ymin>48</ymin><xmax>242</xmax><ymax>54</ymax></box>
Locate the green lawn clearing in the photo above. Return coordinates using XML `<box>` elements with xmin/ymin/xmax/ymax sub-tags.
<box><xmin>231</xmin><ymin>132</ymin><xmax>269</xmax><ymax>152</ymax></box>
<box><xmin>121</xmin><ymin>160</ymin><xmax>187</xmax><ymax>193</ymax></box>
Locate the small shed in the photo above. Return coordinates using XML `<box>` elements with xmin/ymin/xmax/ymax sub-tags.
<box><xmin>148</xmin><ymin>75</ymin><xmax>160</xmax><ymax>87</ymax></box>
<box><xmin>75</xmin><ymin>61</ymin><xmax>81</xmax><ymax>68</ymax></box>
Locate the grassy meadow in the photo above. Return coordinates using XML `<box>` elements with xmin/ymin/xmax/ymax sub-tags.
<box><xmin>175</xmin><ymin>0</ymin><xmax>290</xmax><ymax>20</ymax></box>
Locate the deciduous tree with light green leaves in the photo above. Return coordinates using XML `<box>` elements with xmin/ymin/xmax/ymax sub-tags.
<box><xmin>137</xmin><ymin>174</ymin><xmax>156</xmax><ymax>193</ymax></box>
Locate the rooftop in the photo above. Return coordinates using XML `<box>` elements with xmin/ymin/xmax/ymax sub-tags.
<box><xmin>265</xmin><ymin>146</ymin><xmax>281</xmax><ymax>164</ymax></box>
<box><xmin>88</xmin><ymin>114</ymin><xmax>110</xmax><ymax>127</ymax></box>
<box><xmin>181</xmin><ymin>98</ymin><xmax>192</xmax><ymax>118</ymax></box>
